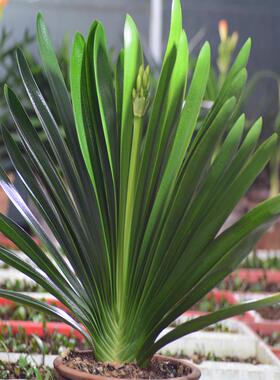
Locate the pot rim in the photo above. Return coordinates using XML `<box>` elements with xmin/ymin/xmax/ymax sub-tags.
<box><xmin>53</xmin><ymin>351</ymin><xmax>201</xmax><ymax>380</ymax></box>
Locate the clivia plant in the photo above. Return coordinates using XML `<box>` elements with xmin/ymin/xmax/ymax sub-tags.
<box><xmin>1</xmin><ymin>0</ymin><xmax>280</xmax><ymax>378</ymax></box>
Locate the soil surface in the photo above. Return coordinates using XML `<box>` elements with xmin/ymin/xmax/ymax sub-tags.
<box><xmin>220</xmin><ymin>274</ymin><xmax>280</xmax><ymax>293</ymax></box>
<box><xmin>259</xmin><ymin>332</ymin><xmax>280</xmax><ymax>348</ymax></box>
<box><xmin>191</xmin><ymin>294</ymin><xmax>231</xmax><ymax>312</ymax></box>
<box><xmin>62</xmin><ymin>352</ymin><xmax>192</xmax><ymax>379</ymax></box>
<box><xmin>257</xmin><ymin>305</ymin><xmax>280</xmax><ymax>320</ymax></box>
<box><xmin>176</xmin><ymin>353</ymin><xmax>260</xmax><ymax>365</ymax></box>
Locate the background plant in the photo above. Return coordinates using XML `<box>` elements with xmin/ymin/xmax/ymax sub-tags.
<box><xmin>0</xmin><ymin>0</ymin><xmax>280</xmax><ymax>367</ymax></box>
<box><xmin>204</xmin><ymin>20</ymin><xmax>280</xmax><ymax>130</ymax></box>
<box><xmin>0</xmin><ymin>356</ymin><xmax>53</xmax><ymax>379</ymax></box>
<box><xmin>0</xmin><ymin>27</ymin><xmax>69</xmax><ymax>169</ymax></box>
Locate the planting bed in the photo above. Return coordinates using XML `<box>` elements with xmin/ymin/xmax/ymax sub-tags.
<box><xmin>175</xmin><ymin>353</ymin><xmax>261</xmax><ymax>365</ymax></box>
<box><xmin>0</xmin><ymin>325</ymin><xmax>82</xmax><ymax>355</ymax></box>
<box><xmin>0</xmin><ymin>279</ymin><xmax>44</xmax><ymax>292</ymax></box>
<box><xmin>160</xmin><ymin>319</ymin><xmax>280</xmax><ymax>380</ymax></box>
<box><xmin>0</xmin><ymin>319</ymin><xmax>278</xmax><ymax>380</ymax></box>
<box><xmin>242</xmin><ymin>254</ymin><xmax>280</xmax><ymax>270</ymax></box>
<box><xmin>258</xmin><ymin>332</ymin><xmax>280</xmax><ymax>359</ymax></box>
<box><xmin>220</xmin><ymin>269</ymin><xmax>280</xmax><ymax>293</ymax></box>
<box><xmin>191</xmin><ymin>290</ymin><xmax>234</xmax><ymax>312</ymax></box>
<box><xmin>0</xmin><ymin>357</ymin><xmax>54</xmax><ymax>380</ymax></box>
<box><xmin>0</xmin><ymin>304</ymin><xmax>57</xmax><ymax>322</ymax></box>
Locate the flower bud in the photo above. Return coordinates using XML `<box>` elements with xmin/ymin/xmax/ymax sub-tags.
<box><xmin>133</xmin><ymin>64</ymin><xmax>150</xmax><ymax>118</ymax></box>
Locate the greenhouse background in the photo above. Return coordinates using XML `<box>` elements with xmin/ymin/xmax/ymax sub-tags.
<box><xmin>3</xmin><ymin>0</ymin><xmax>280</xmax><ymax>127</ymax></box>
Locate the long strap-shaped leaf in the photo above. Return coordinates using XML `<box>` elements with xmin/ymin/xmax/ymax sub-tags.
<box><xmin>36</xmin><ymin>13</ymin><xmax>100</xmax><ymax>229</ymax></box>
<box><xmin>134</xmin><ymin>97</ymin><xmax>236</xmax><ymax>299</ymax></box>
<box><xmin>0</xmin><ymin>213</ymin><xmax>84</xmax><ymax>308</ymax></box>
<box><xmin>36</xmin><ymin>13</ymin><xmax>82</xmax><ymax>164</ymax></box>
<box><xmin>0</xmin><ymin>289</ymin><xmax>91</xmax><ymax>343</ymax></box>
<box><xmin>16</xmin><ymin>50</ymin><xmax>106</xmax><ymax>268</ymax></box>
<box><xmin>86</xmin><ymin>22</ymin><xmax>117</xmax><ymax>259</ymax></box>
<box><xmin>128</xmin><ymin>43</ymin><xmax>210</xmax><ymax>292</ymax></box>
<box><xmin>0</xmin><ymin>171</ymin><xmax>79</xmax><ymax>288</ymax></box>
<box><xmin>5</xmin><ymin>83</ymin><xmax>111</xmax><ymax>308</ymax></box>
<box><xmin>141</xmin><ymin>293</ymin><xmax>280</xmax><ymax>363</ymax></box>
<box><xmin>132</xmin><ymin>1</ymin><xmax>184</xmax><ymax>258</ymax></box>
<box><xmin>117</xmin><ymin>14</ymin><xmax>143</xmax><ymax>312</ymax></box>
<box><xmin>135</xmin><ymin>132</ymin><xmax>277</xmax><ymax>346</ymax></box>
<box><xmin>71</xmin><ymin>31</ymin><xmax>113</xmax><ymax>258</ymax></box>
<box><xmin>149</xmin><ymin>133</ymin><xmax>277</xmax><ymax>321</ymax></box>
<box><xmin>4</xmin><ymin>87</ymin><xmax>102</xmax><ymax>302</ymax></box>
<box><xmin>142</xmin><ymin>195</ymin><xmax>280</xmax><ymax>346</ymax></box>
<box><xmin>190</xmin><ymin>39</ymin><xmax>251</xmax><ymax>155</ymax></box>
<box><xmin>93</xmin><ymin>23</ymin><xmax>117</xmax><ymax>183</ymax></box>
<box><xmin>71</xmin><ymin>30</ymin><xmax>114</xmax><ymax>300</ymax></box>
<box><xmin>129</xmin><ymin>114</ymin><xmax>245</xmax><ymax>322</ymax></box>
<box><xmin>0</xmin><ymin>246</ymin><xmax>90</xmax><ymax>324</ymax></box>
<box><xmin>158</xmin><ymin>118</ymin><xmax>264</xmax><ymax>273</ymax></box>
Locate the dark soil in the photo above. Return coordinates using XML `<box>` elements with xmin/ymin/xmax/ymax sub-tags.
<box><xmin>257</xmin><ymin>305</ymin><xmax>280</xmax><ymax>320</ymax></box>
<box><xmin>62</xmin><ymin>352</ymin><xmax>192</xmax><ymax>379</ymax></box>
<box><xmin>220</xmin><ymin>274</ymin><xmax>280</xmax><ymax>293</ymax></box>
<box><xmin>259</xmin><ymin>332</ymin><xmax>280</xmax><ymax>348</ymax></box>
<box><xmin>176</xmin><ymin>353</ymin><xmax>260</xmax><ymax>365</ymax></box>
<box><xmin>191</xmin><ymin>294</ymin><xmax>231</xmax><ymax>312</ymax></box>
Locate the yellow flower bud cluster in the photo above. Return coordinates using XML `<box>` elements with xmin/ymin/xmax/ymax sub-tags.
<box><xmin>133</xmin><ymin>64</ymin><xmax>150</xmax><ymax>118</ymax></box>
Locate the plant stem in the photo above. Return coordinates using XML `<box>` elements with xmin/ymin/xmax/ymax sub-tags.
<box><xmin>121</xmin><ymin>115</ymin><xmax>142</xmax><ymax>301</ymax></box>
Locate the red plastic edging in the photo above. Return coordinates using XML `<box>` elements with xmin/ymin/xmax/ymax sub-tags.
<box><xmin>183</xmin><ymin>289</ymin><xmax>254</xmax><ymax>322</ymax></box>
<box><xmin>272</xmin><ymin>347</ymin><xmax>280</xmax><ymax>359</ymax></box>
<box><xmin>247</xmin><ymin>320</ymin><xmax>280</xmax><ymax>334</ymax></box>
<box><xmin>0</xmin><ymin>297</ymin><xmax>65</xmax><ymax>310</ymax></box>
<box><xmin>247</xmin><ymin>320</ymin><xmax>280</xmax><ymax>359</ymax></box>
<box><xmin>0</xmin><ymin>320</ymin><xmax>84</xmax><ymax>340</ymax></box>
<box><xmin>0</xmin><ymin>234</ymin><xmax>41</xmax><ymax>249</ymax></box>
<box><xmin>234</xmin><ymin>269</ymin><xmax>280</xmax><ymax>284</ymax></box>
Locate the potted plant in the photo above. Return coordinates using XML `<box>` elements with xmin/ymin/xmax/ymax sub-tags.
<box><xmin>1</xmin><ymin>0</ymin><xmax>280</xmax><ymax>378</ymax></box>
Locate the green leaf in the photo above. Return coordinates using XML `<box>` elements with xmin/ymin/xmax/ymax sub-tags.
<box><xmin>36</xmin><ymin>12</ymin><xmax>82</xmax><ymax>165</ymax></box>
<box><xmin>148</xmin><ymin>293</ymin><xmax>280</xmax><ymax>359</ymax></box>
<box><xmin>0</xmin><ymin>290</ymin><xmax>91</xmax><ymax>343</ymax></box>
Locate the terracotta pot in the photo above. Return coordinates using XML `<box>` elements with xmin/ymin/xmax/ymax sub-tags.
<box><xmin>54</xmin><ymin>352</ymin><xmax>201</xmax><ymax>380</ymax></box>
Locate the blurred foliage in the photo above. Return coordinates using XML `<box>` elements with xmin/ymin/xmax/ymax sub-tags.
<box><xmin>197</xmin><ymin>20</ymin><xmax>280</xmax><ymax>195</ymax></box>
<box><xmin>206</xmin><ymin>19</ymin><xmax>239</xmax><ymax>99</ymax></box>
<box><xmin>0</xmin><ymin>27</ymin><xmax>69</xmax><ymax>169</ymax></box>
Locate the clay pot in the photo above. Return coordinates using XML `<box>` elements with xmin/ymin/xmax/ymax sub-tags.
<box><xmin>54</xmin><ymin>351</ymin><xmax>201</xmax><ymax>380</ymax></box>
